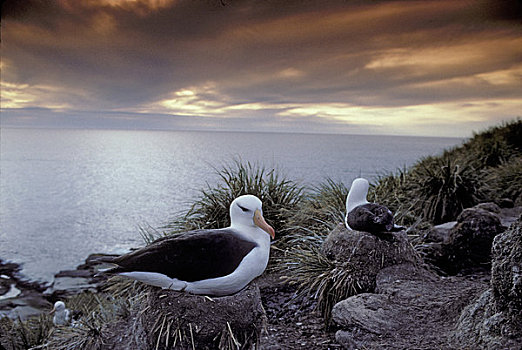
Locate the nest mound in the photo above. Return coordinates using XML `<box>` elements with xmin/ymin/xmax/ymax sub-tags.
<box><xmin>103</xmin><ymin>282</ymin><xmax>266</xmax><ymax>350</ymax></box>
<box><xmin>320</xmin><ymin>224</ymin><xmax>419</xmax><ymax>293</ymax></box>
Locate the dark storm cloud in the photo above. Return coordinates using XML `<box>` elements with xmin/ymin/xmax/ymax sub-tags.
<box><xmin>1</xmin><ymin>0</ymin><xmax>521</xmax><ymax>136</ymax></box>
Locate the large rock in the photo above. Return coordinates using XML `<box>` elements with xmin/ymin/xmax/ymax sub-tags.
<box><xmin>418</xmin><ymin>205</ymin><xmax>505</xmax><ymax>275</ymax></box>
<box><xmin>422</xmin><ymin>221</ymin><xmax>456</xmax><ymax>243</ymax></box>
<box><xmin>332</xmin><ymin>264</ymin><xmax>485</xmax><ymax>349</ymax></box>
<box><xmin>453</xmin><ymin>290</ymin><xmax>521</xmax><ymax>350</ymax></box>
<box><xmin>491</xmin><ymin>215</ymin><xmax>522</xmax><ymax>313</ymax></box>
<box><xmin>446</xmin><ymin>207</ymin><xmax>504</xmax><ymax>271</ymax></box>
<box><xmin>104</xmin><ymin>282</ymin><xmax>266</xmax><ymax>350</ymax></box>
<box><xmin>453</xmin><ymin>215</ymin><xmax>522</xmax><ymax>349</ymax></box>
<box><xmin>321</xmin><ymin>224</ymin><xmax>419</xmax><ymax>293</ymax></box>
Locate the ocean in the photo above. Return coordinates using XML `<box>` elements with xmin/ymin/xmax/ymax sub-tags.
<box><xmin>0</xmin><ymin>128</ymin><xmax>462</xmax><ymax>281</ymax></box>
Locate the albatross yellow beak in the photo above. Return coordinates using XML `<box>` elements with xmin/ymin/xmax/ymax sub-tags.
<box><xmin>254</xmin><ymin>209</ymin><xmax>275</xmax><ymax>239</ymax></box>
<box><xmin>49</xmin><ymin>307</ymin><xmax>56</xmax><ymax>315</ymax></box>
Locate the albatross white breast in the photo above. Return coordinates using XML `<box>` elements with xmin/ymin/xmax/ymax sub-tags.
<box><xmin>51</xmin><ymin>301</ymin><xmax>71</xmax><ymax>326</ymax></box>
<box><xmin>345</xmin><ymin>178</ymin><xmax>401</xmax><ymax>233</ymax></box>
<box><xmin>98</xmin><ymin>195</ymin><xmax>275</xmax><ymax>296</ymax></box>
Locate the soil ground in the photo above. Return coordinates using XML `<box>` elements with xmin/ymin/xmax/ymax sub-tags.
<box><xmin>257</xmin><ymin>266</ymin><xmax>490</xmax><ymax>350</ymax></box>
<box><xmin>258</xmin><ymin>272</ymin><xmax>340</xmax><ymax>350</ymax></box>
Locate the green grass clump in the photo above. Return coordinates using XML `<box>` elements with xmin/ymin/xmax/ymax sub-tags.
<box><xmin>283</xmin><ymin>179</ymin><xmax>347</xmax><ymax>242</ymax></box>
<box><xmin>369</xmin><ymin>119</ymin><xmax>521</xmax><ymax>225</ymax></box>
<box><xmin>369</xmin><ymin>168</ymin><xmax>421</xmax><ymax>226</ymax></box>
<box><xmin>165</xmin><ymin>159</ymin><xmax>304</xmax><ymax>238</ymax></box>
<box><xmin>456</xmin><ymin>118</ymin><xmax>521</xmax><ymax>168</ymax></box>
<box><xmin>276</xmin><ymin>120</ymin><xmax>522</xmax><ymax>327</ymax></box>
<box><xmin>45</xmin><ymin>291</ymin><xmax>134</xmax><ymax>350</ymax></box>
<box><xmin>277</xmin><ymin>243</ymin><xmax>359</xmax><ymax>327</ymax></box>
<box><xmin>481</xmin><ymin>157</ymin><xmax>522</xmax><ymax>205</ymax></box>
<box><xmin>407</xmin><ymin>155</ymin><xmax>482</xmax><ymax>224</ymax></box>
<box><xmin>0</xmin><ymin>314</ymin><xmax>53</xmax><ymax>350</ymax></box>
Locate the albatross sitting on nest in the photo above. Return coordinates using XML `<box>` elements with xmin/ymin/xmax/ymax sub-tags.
<box><xmin>98</xmin><ymin>194</ymin><xmax>275</xmax><ymax>296</ymax></box>
<box><xmin>345</xmin><ymin>178</ymin><xmax>403</xmax><ymax>234</ymax></box>
<box><xmin>51</xmin><ymin>301</ymin><xmax>71</xmax><ymax>326</ymax></box>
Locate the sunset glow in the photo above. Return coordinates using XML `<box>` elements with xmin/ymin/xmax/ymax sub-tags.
<box><xmin>2</xmin><ymin>0</ymin><xmax>521</xmax><ymax>136</ymax></box>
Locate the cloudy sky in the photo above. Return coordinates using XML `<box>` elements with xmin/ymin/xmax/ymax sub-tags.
<box><xmin>1</xmin><ymin>0</ymin><xmax>521</xmax><ymax>137</ymax></box>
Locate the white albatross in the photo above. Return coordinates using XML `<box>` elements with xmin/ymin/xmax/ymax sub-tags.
<box><xmin>345</xmin><ymin>178</ymin><xmax>402</xmax><ymax>233</ymax></box>
<box><xmin>97</xmin><ymin>195</ymin><xmax>275</xmax><ymax>296</ymax></box>
<box><xmin>50</xmin><ymin>301</ymin><xmax>71</xmax><ymax>326</ymax></box>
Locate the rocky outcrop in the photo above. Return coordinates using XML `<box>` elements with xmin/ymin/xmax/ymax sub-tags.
<box><xmin>417</xmin><ymin>204</ymin><xmax>506</xmax><ymax>275</ymax></box>
<box><xmin>0</xmin><ymin>259</ymin><xmax>50</xmax><ymax>321</ymax></box>
<box><xmin>332</xmin><ymin>264</ymin><xmax>487</xmax><ymax>350</ymax></box>
<box><xmin>453</xmin><ymin>215</ymin><xmax>522</xmax><ymax>349</ymax></box>
<box><xmin>491</xmin><ymin>216</ymin><xmax>522</xmax><ymax>314</ymax></box>
<box><xmin>321</xmin><ymin>224</ymin><xmax>419</xmax><ymax>293</ymax></box>
<box><xmin>43</xmin><ymin>253</ymin><xmax>114</xmax><ymax>299</ymax></box>
<box><xmin>0</xmin><ymin>254</ymin><xmax>114</xmax><ymax>321</ymax></box>
<box><xmin>445</xmin><ymin>207</ymin><xmax>504</xmax><ymax>272</ymax></box>
<box><xmin>103</xmin><ymin>282</ymin><xmax>266</xmax><ymax>350</ymax></box>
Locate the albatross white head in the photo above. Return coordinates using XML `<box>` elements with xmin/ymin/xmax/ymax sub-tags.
<box><xmin>345</xmin><ymin>178</ymin><xmax>370</xmax><ymax>228</ymax></box>
<box><xmin>229</xmin><ymin>195</ymin><xmax>275</xmax><ymax>239</ymax></box>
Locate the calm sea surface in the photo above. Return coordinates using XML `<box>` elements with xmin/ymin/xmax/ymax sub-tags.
<box><xmin>0</xmin><ymin>128</ymin><xmax>462</xmax><ymax>281</ymax></box>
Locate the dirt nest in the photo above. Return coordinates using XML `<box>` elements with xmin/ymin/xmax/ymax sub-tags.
<box><xmin>321</xmin><ymin>224</ymin><xmax>420</xmax><ymax>293</ymax></box>
<box><xmin>102</xmin><ymin>283</ymin><xmax>266</xmax><ymax>350</ymax></box>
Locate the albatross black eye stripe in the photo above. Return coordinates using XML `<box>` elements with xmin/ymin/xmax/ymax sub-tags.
<box><xmin>237</xmin><ymin>204</ymin><xmax>249</xmax><ymax>212</ymax></box>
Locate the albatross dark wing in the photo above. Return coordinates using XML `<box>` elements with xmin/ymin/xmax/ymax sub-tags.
<box><xmin>346</xmin><ymin>203</ymin><xmax>394</xmax><ymax>233</ymax></box>
<box><xmin>105</xmin><ymin>229</ymin><xmax>257</xmax><ymax>282</ymax></box>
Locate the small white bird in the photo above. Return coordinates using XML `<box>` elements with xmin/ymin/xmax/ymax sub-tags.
<box><xmin>50</xmin><ymin>301</ymin><xmax>71</xmax><ymax>326</ymax></box>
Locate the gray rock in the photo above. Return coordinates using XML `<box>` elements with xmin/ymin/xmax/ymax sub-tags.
<box><xmin>452</xmin><ymin>216</ymin><xmax>522</xmax><ymax>349</ymax></box>
<box><xmin>335</xmin><ymin>330</ymin><xmax>361</xmax><ymax>350</ymax></box>
<box><xmin>422</xmin><ymin>221</ymin><xmax>456</xmax><ymax>243</ymax></box>
<box><xmin>475</xmin><ymin>202</ymin><xmax>502</xmax><ymax>214</ymax></box>
<box><xmin>332</xmin><ymin>263</ymin><xmax>485</xmax><ymax>349</ymax></box>
<box><xmin>445</xmin><ymin>207</ymin><xmax>504</xmax><ymax>273</ymax></box>
<box><xmin>491</xmin><ymin>216</ymin><xmax>522</xmax><ymax>313</ymax></box>
<box><xmin>498</xmin><ymin>206</ymin><xmax>522</xmax><ymax>228</ymax></box>
<box><xmin>332</xmin><ymin>293</ymin><xmax>399</xmax><ymax>335</ymax></box>
<box><xmin>453</xmin><ymin>289</ymin><xmax>521</xmax><ymax>350</ymax></box>
<box><xmin>418</xmin><ymin>206</ymin><xmax>505</xmax><ymax>275</ymax></box>
<box><xmin>498</xmin><ymin>198</ymin><xmax>514</xmax><ymax>208</ymax></box>
<box><xmin>44</xmin><ymin>276</ymin><xmax>97</xmax><ymax>297</ymax></box>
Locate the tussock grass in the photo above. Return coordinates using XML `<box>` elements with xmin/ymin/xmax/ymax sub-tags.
<box><xmin>45</xmin><ymin>291</ymin><xmax>133</xmax><ymax>350</ymax></box>
<box><xmin>481</xmin><ymin>157</ymin><xmax>522</xmax><ymax>205</ymax></box>
<box><xmin>0</xmin><ymin>314</ymin><xmax>53</xmax><ymax>350</ymax></box>
<box><xmin>6</xmin><ymin>120</ymin><xmax>520</xmax><ymax>346</ymax></box>
<box><xmin>371</xmin><ymin>119</ymin><xmax>521</xmax><ymax>225</ymax></box>
<box><xmin>370</xmin><ymin>168</ymin><xmax>420</xmax><ymax>226</ymax></box>
<box><xmin>276</xmin><ymin>120</ymin><xmax>522</xmax><ymax>326</ymax></box>
<box><xmin>408</xmin><ymin>155</ymin><xmax>482</xmax><ymax>224</ymax></box>
<box><xmin>164</xmin><ymin>159</ymin><xmax>304</xmax><ymax>238</ymax></box>
<box><xmin>0</xmin><ymin>291</ymin><xmax>133</xmax><ymax>350</ymax></box>
<box><xmin>283</xmin><ymin>179</ymin><xmax>347</xmax><ymax>243</ymax></box>
<box><xmin>276</xmin><ymin>243</ymin><xmax>359</xmax><ymax>327</ymax></box>
<box><xmin>457</xmin><ymin>118</ymin><xmax>521</xmax><ymax>168</ymax></box>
